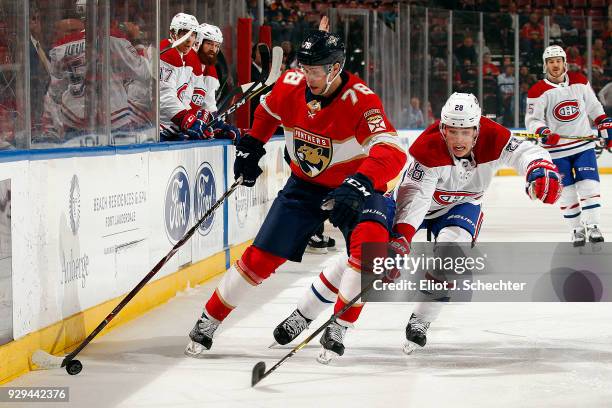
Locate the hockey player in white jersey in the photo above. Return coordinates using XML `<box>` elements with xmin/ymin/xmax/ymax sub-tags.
<box><xmin>526</xmin><ymin>45</ymin><xmax>612</xmax><ymax>246</ymax></box>
<box><xmin>272</xmin><ymin>93</ymin><xmax>562</xmax><ymax>360</ymax></box>
<box><xmin>193</xmin><ymin>23</ymin><xmax>241</xmax><ymax>141</ymax></box>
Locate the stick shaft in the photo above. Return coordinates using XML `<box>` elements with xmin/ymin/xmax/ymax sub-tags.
<box><xmin>63</xmin><ymin>179</ymin><xmax>242</xmax><ymax>363</ymax></box>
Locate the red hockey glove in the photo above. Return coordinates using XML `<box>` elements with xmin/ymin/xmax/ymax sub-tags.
<box><xmin>536</xmin><ymin>127</ymin><xmax>560</xmax><ymax>146</ymax></box>
<box><xmin>595</xmin><ymin>116</ymin><xmax>612</xmax><ymax>150</ymax></box>
<box><xmin>383</xmin><ymin>235</ymin><xmax>411</xmax><ymax>283</ymax></box>
<box><xmin>525</xmin><ymin>159</ymin><xmax>563</xmax><ymax>204</ymax></box>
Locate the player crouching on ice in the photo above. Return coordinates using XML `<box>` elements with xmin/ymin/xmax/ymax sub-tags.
<box><xmin>184</xmin><ymin>31</ymin><xmax>406</xmax><ymax>358</ymax></box>
<box><xmin>526</xmin><ymin>45</ymin><xmax>612</xmax><ymax>246</ymax></box>
<box><xmin>272</xmin><ymin>92</ymin><xmax>562</xmax><ymax>360</ymax></box>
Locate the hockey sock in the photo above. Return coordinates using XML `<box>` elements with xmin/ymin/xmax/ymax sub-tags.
<box><xmin>335</xmin><ymin>221</ymin><xmax>389</xmax><ymax>326</ymax></box>
<box><xmin>559</xmin><ymin>184</ymin><xmax>582</xmax><ymax>229</ymax></box>
<box><xmin>205</xmin><ymin>246</ymin><xmax>286</xmax><ymax>321</ymax></box>
<box><xmin>298</xmin><ymin>254</ymin><xmax>346</xmax><ymax>321</ymax></box>
<box><xmin>576</xmin><ymin>180</ymin><xmax>601</xmax><ymax>226</ymax></box>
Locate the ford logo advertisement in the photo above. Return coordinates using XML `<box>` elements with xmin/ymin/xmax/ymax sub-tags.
<box><xmin>194</xmin><ymin>162</ymin><xmax>217</xmax><ymax>236</ymax></box>
<box><xmin>164</xmin><ymin>166</ymin><xmax>191</xmax><ymax>243</ymax></box>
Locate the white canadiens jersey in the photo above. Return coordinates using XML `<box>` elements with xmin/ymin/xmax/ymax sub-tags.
<box><xmin>525</xmin><ymin>71</ymin><xmax>606</xmax><ymax>159</ymax></box>
<box><xmin>201</xmin><ymin>64</ymin><xmax>220</xmax><ymax>112</ymax></box>
<box><xmin>159</xmin><ymin>39</ymin><xmax>205</xmax><ymax>137</ymax></box>
<box><xmin>394</xmin><ymin>118</ymin><xmax>553</xmax><ymax>229</ymax></box>
<box><xmin>46</xmin><ymin>30</ymin><xmax>150</xmax><ymax>131</ymax></box>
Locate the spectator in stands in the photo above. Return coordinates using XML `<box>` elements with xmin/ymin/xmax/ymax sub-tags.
<box><xmin>497</xmin><ymin>64</ymin><xmax>515</xmax><ymax>126</ymax></box>
<box><xmin>455</xmin><ymin>36</ymin><xmax>477</xmax><ymax>66</ymax></box>
<box><xmin>455</xmin><ymin>58</ymin><xmax>478</xmax><ymax>95</ymax></box>
<box><xmin>483</xmin><ymin>53</ymin><xmax>500</xmax><ymax>77</ymax></box>
<box><xmin>403</xmin><ymin>96</ymin><xmax>425</xmax><ymax>129</ymax></box>
<box><xmin>566</xmin><ymin>45</ymin><xmax>585</xmax><ymax>73</ymax></box>
<box><xmin>592</xmin><ymin>38</ymin><xmax>607</xmax><ymax>64</ymax></box>
<box><xmin>518</xmin><ymin>65</ymin><xmax>536</xmax><ymax>87</ymax></box>
<box><xmin>281</xmin><ymin>40</ymin><xmax>297</xmax><ymax>69</ymax></box>
<box><xmin>520</xmin><ymin>13</ymin><xmax>543</xmax><ymax>53</ymax></box>
<box><xmin>599</xmin><ymin>82</ymin><xmax>612</xmax><ymax>117</ymax></box>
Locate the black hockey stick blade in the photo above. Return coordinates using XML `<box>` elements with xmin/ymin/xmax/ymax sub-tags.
<box><xmin>251</xmin><ymin>361</ymin><xmax>266</xmax><ymax>386</ymax></box>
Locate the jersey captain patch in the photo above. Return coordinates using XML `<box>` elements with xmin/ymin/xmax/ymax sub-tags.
<box><xmin>553</xmin><ymin>100</ymin><xmax>580</xmax><ymax>122</ymax></box>
<box><xmin>293</xmin><ymin>127</ymin><xmax>333</xmax><ymax>178</ymax></box>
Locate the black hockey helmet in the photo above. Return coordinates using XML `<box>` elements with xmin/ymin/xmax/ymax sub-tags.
<box><xmin>297</xmin><ymin>30</ymin><xmax>345</xmax><ymax>67</ymax></box>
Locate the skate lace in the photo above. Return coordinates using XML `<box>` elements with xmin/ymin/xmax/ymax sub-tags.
<box><xmin>410</xmin><ymin>318</ymin><xmax>430</xmax><ymax>335</ymax></box>
<box><xmin>282</xmin><ymin>311</ymin><xmax>309</xmax><ymax>337</ymax></box>
<box><xmin>327</xmin><ymin>323</ymin><xmax>346</xmax><ymax>343</ymax></box>
<box><xmin>197</xmin><ymin>318</ymin><xmax>219</xmax><ymax>337</ymax></box>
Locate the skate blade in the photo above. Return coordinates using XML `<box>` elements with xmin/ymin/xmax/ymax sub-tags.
<box><xmin>305</xmin><ymin>246</ymin><xmax>328</xmax><ymax>255</ymax></box>
<box><xmin>184</xmin><ymin>341</ymin><xmax>209</xmax><ymax>358</ymax></box>
<box><xmin>402</xmin><ymin>340</ymin><xmax>420</xmax><ymax>355</ymax></box>
<box><xmin>316</xmin><ymin>348</ymin><xmax>340</xmax><ymax>365</ymax></box>
<box><xmin>573</xmin><ymin>240</ymin><xmax>586</xmax><ymax>248</ymax></box>
<box><xmin>268</xmin><ymin>340</ymin><xmax>280</xmax><ymax>349</ymax></box>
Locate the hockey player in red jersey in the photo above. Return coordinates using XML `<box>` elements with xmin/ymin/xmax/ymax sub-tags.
<box><xmin>185</xmin><ymin>30</ymin><xmax>406</xmax><ymax>358</ymax></box>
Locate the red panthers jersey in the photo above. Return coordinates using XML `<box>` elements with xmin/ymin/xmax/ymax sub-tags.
<box><xmin>250</xmin><ymin>69</ymin><xmax>406</xmax><ymax>190</ymax></box>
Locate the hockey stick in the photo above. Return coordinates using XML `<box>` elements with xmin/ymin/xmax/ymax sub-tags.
<box><xmin>512</xmin><ymin>131</ymin><xmax>598</xmax><ymax>141</ymax></box>
<box><xmin>251</xmin><ymin>273</ymin><xmax>379</xmax><ymax>387</ymax></box>
<box><xmin>210</xmin><ymin>46</ymin><xmax>282</xmax><ymax>128</ymax></box>
<box><xmin>160</xmin><ymin>29</ymin><xmax>195</xmax><ymax>55</ymax></box>
<box><xmin>217</xmin><ymin>44</ymin><xmax>271</xmax><ymax>114</ymax></box>
<box><xmin>32</xmin><ymin>177</ymin><xmax>244</xmax><ymax>376</ymax></box>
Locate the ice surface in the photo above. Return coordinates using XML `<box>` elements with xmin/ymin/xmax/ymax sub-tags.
<box><xmin>7</xmin><ymin>176</ymin><xmax>612</xmax><ymax>407</ymax></box>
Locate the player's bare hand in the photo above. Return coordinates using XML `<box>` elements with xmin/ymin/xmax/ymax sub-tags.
<box><xmin>319</xmin><ymin>16</ymin><xmax>329</xmax><ymax>32</ymax></box>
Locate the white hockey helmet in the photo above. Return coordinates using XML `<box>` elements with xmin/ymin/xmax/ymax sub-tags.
<box><xmin>195</xmin><ymin>23</ymin><xmax>223</xmax><ymax>50</ymax></box>
<box><xmin>440</xmin><ymin>92</ymin><xmax>481</xmax><ymax>129</ymax></box>
<box><xmin>169</xmin><ymin>13</ymin><xmax>199</xmax><ymax>35</ymax></box>
<box><xmin>542</xmin><ymin>45</ymin><xmax>567</xmax><ymax>74</ymax></box>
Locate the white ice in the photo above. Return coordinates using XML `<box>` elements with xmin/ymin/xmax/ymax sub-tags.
<box><xmin>7</xmin><ymin>176</ymin><xmax>612</xmax><ymax>407</ymax></box>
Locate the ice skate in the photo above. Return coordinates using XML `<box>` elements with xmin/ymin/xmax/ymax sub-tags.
<box><xmin>586</xmin><ymin>224</ymin><xmax>604</xmax><ymax>243</ymax></box>
<box><xmin>402</xmin><ymin>313</ymin><xmax>430</xmax><ymax>355</ymax></box>
<box><xmin>273</xmin><ymin>309</ymin><xmax>311</xmax><ymax>346</ymax></box>
<box><xmin>185</xmin><ymin>313</ymin><xmax>219</xmax><ymax>357</ymax></box>
<box><xmin>317</xmin><ymin>321</ymin><xmax>347</xmax><ymax>364</ymax></box>
<box><xmin>306</xmin><ymin>233</ymin><xmax>336</xmax><ymax>254</ymax></box>
<box><xmin>572</xmin><ymin>226</ymin><xmax>587</xmax><ymax>247</ymax></box>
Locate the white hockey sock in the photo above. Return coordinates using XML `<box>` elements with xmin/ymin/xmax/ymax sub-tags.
<box><xmin>576</xmin><ymin>179</ymin><xmax>601</xmax><ymax>226</ymax></box>
<box><xmin>413</xmin><ymin>301</ymin><xmax>443</xmax><ymax>323</ymax></box>
<box><xmin>559</xmin><ymin>184</ymin><xmax>582</xmax><ymax>229</ymax></box>
<box><xmin>216</xmin><ymin>263</ymin><xmax>257</xmax><ymax>308</ymax></box>
<box><xmin>298</xmin><ymin>254</ymin><xmax>347</xmax><ymax>320</ymax></box>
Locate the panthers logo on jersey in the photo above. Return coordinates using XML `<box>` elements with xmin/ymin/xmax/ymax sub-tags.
<box><xmin>293</xmin><ymin>127</ymin><xmax>332</xmax><ymax>177</ymax></box>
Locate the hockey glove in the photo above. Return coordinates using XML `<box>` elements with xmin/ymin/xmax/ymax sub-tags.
<box><xmin>595</xmin><ymin>116</ymin><xmax>612</xmax><ymax>150</ymax></box>
<box><xmin>234</xmin><ymin>135</ymin><xmax>266</xmax><ymax>187</ymax></box>
<box><xmin>212</xmin><ymin>121</ymin><xmax>242</xmax><ymax>142</ymax></box>
<box><xmin>536</xmin><ymin>127</ymin><xmax>560</xmax><ymax>146</ymax></box>
<box><xmin>525</xmin><ymin>159</ymin><xmax>562</xmax><ymax>204</ymax></box>
<box><xmin>383</xmin><ymin>235</ymin><xmax>410</xmax><ymax>283</ymax></box>
<box><xmin>323</xmin><ymin>173</ymin><xmax>374</xmax><ymax>231</ymax></box>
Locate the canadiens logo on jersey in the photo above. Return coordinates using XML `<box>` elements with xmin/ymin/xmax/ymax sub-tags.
<box><xmin>553</xmin><ymin>99</ymin><xmax>580</xmax><ymax>122</ymax></box>
<box><xmin>293</xmin><ymin>127</ymin><xmax>332</xmax><ymax>177</ymax></box>
<box><xmin>433</xmin><ymin>189</ymin><xmax>484</xmax><ymax>206</ymax></box>
<box><xmin>364</xmin><ymin>109</ymin><xmax>386</xmax><ymax>132</ymax></box>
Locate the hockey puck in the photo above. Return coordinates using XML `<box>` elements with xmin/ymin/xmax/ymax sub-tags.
<box><xmin>65</xmin><ymin>359</ymin><xmax>83</xmax><ymax>375</ymax></box>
